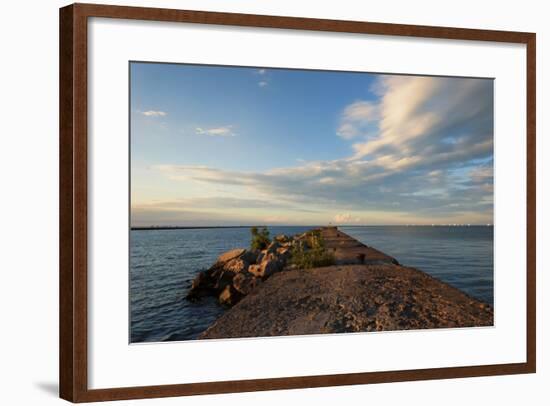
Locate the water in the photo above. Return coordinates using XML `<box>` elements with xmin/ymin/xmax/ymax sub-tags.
<box><xmin>342</xmin><ymin>226</ymin><xmax>494</xmax><ymax>306</ymax></box>
<box><xmin>130</xmin><ymin>225</ymin><xmax>493</xmax><ymax>343</ymax></box>
<box><xmin>130</xmin><ymin>226</ymin><xmax>312</xmax><ymax>343</ymax></box>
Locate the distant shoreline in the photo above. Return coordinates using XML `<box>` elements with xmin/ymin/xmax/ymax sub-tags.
<box><xmin>131</xmin><ymin>225</ymin><xmax>270</xmax><ymax>231</ymax></box>
<box><xmin>131</xmin><ymin>224</ymin><xmax>493</xmax><ymax>231</ymax></box>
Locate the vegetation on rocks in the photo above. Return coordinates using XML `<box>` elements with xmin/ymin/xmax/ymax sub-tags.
<box><xmin>290</xmin><ymin>229</ymin><xmax>335</xmax><ymax>269</ymax></box>
<box><xmin>250</xmin><ymin>226</ymin><xmax>271</xmax><ymax>250</ymax></box>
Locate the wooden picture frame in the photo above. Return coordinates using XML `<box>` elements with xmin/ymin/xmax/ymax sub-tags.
<box><xmin>59</xmin><ymin>3</ymin><xmax>536</xmax><ymax>402</ymax></box>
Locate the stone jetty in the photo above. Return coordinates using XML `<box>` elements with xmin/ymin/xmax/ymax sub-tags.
<box><xmin>185</xmin><ymin>226</ymin><xmax>493</xmax><ymax>339</ymax></box>
<box><xmin>319</xmin><ymin>226</ymin><xmax>399</xmax><ymax>266</ymax></box>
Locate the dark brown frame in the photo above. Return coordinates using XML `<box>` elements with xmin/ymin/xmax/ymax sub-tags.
<box><xmin>59</xmin><ymin>3</ymin><xmax>536</xmax><ymax>402</ymax></box>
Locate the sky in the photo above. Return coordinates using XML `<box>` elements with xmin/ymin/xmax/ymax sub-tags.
<box><xmin>130</xmin><ymin>62</ymin><xmax>494</xmax><ymax>227</ymax></box>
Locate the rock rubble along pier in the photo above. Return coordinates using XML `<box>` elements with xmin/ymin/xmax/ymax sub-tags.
<box><xmin>186</xmin><ymin>226</ymin><xmax>493</xmax><ymax>339</ymax></box>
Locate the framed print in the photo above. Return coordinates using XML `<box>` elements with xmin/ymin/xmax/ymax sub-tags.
<box><xmin>59</xmin><ymin>3</ymin><xmax>536</xmax><ymax>402</ymax></box>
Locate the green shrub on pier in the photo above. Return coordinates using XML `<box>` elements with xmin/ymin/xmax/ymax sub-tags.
<box><xmin>250</xmin><ymin>226</ymin><xmax>271</xmax><ymax>250</ymax></box>
<box><xmin>290</xmin><ymin>230</ymin><xmax>335</xmax><ymax>269</ymax></box>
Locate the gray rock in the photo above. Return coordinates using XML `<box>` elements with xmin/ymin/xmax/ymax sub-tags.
<box><xmin>241</xmin><ymin>249</ymin><xmax>259</xmax><ymax>265</ymax></box>
<box><xmin>213</xmin><ymin>248</ymin><xmax>246</xmax><ymax>267</ymax></box>
<box><xmin>249</xmin><ymin>257</ymin><xmax>283</xmax><ymax>279</ymax></box>
<box><xmin>274</xmin><ymin>234</ymin><xmax>290</xmax><ymax>243</ymax></box>
<box><xmin>223</xmin><ymin>257</ymin><xmax>249</xmax><ymax>273</ymax></box>
<box><xmin>256</xmin><ymin>250</ymin><xmax>267</xmax><ymax>264</ymax></box>
<box><xmin>218</xmin><ymin>285</ymin><xmax>242</xmax><ymax>306</ymax></box>
<box><xmin>233</xmin><ymin>272</ymin><xmax>262</xmax><ymax>295</ymax></box>
<box><xmin>266</xmin><ymin>241</ymin><xmax>280</xmax><ymax>254</ymax></box>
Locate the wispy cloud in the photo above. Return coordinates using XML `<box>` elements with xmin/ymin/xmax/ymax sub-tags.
<box><xmin>141</xmin><ymin>110</ymin><xmax>167</xmax><ymax>117</ymax></box>
<box><xmin>133</xmin><ymin>196</ymin><xmax>317</xmax><ymax>212</ymax></box>
<box><xmin>195</xmin><ymin>125</ymin><xmax>236</xmax><ymax>137</ymax></box>
<box><xmin>337</xmin><ymin>101</ymin><xmax>379</xmax><ymax>139</ymax></box>
<box><xmin>348</xmin><ymin>76</ymin><xmax>493</xmax><ymax>168</ymax></box>
<box><xmin>253</xmin><ymin>68</ymin><xmax>270</xmax><ymax>87</ymax></box>
<box><xmin>334</xmin><ymin>213</ymin><xmax>362</xmax><ymax>223</ymax></box>
<box><xmin>131</xmin><ymin>196</ymin><xmax>318</xmax><ymax>227</ymax></box>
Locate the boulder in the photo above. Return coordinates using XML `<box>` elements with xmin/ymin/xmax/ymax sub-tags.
<box><xmin>233</xmin><ymin>272</ymin><xmax>262</xmax><ymax>295</ymax></box>
<box><xmin>262</xmin><ymin>258</ymin><xmax>283</xmax><ymax>278</ymax></box>
<box><xmin>274</xmin><ymin>234</ymin><xmax>290</xmax><ymax>243</ymax></box>
<box><xmin>256</xmin><ymin>250</ymin><xmax>267</xmax><ymax>264</ymax></box>
<box><xmin>186</xmin><ymin>271</ymin><xmax>212</xmax><ymax>300</ymax></box>
<box><xmin>266</xmin><ymin>241</ymin><xmax>281</xmax><ymax>254</ymax></box>
<box><xmin>223</xmin><ymin>257</ymin><xmax>249</xmax><ymax>273</ymax></box>
<box><xmin>248</xmin><ymin>264</ymin><xmax>262</xmax><ymax>278</ymax></box>
<box><xmin>187</xmin><ymin>240</ymin><xmax>290</xmax><ymax>303</ymax></box>
<box><xmin>213</xmin><ymin>257</ymin><xmax>253</xmax><ymax>292</ymax></box>
<box><xmin>276</xmin><ymin>246</ymin><xmax>292</xmax><ymax>262</ymax></box>
<box><xmin>186</xmin><ymin>251</ymin><xmax>252</xmax><ymax>301</ymax></box>
<box><xmin>241</xmin><ymin>249</ymin><xmax>259</xmax><ymax>265</ymax></box>
<box><xmin>213</xmin><ymin>269</ymin><xmax>236</xmax><ymax>292</ymax></box>
<box><xmin>249</xmin><ymin>257</ymin><xmax>283</xmax><ymax>279</ymax></box>
<box><xmin>213</xmin><ymin>248</ymin><xmax>246</xmax><ymax>267</ymax></box>
<box><xmin>218</xmin><ymin>285</ymin><xmax>242</xmax><ymax>306</ymax></box>
<box><xmin>191</xmin><ymin>271</ymin><xmax>207</xmax><ymax>290</ymax></box>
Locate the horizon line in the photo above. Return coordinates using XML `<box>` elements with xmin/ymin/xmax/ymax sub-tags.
<box><xmin>131</xmin><ymin>224</ymin><xmax>494</xmax><ymax>231</ymax></box>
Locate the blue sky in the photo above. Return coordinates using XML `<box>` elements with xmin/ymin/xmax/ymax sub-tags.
<box><xmin>130</xmin><ymin>62</ymin><xmax>494</xmax><ymax>226</ymax></box>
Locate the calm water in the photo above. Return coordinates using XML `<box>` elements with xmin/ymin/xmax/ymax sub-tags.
<box><xmin>130</xmin><ymin>226</ymin><xmax>493</xmax><ymax>343</ymax></box>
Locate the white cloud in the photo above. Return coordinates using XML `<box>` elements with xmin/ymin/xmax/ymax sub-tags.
<box><xmin>333</xmin><ymin>213</ymin><xmax>362</xmax><ymax>223</ymax></box>
<box><xmin>258</xmin><ymin>81</ymin><xmax>268</xmax><ymax>88</ymax></box>
<box><xmin>195</xmin><ymin>125</ymin><xmax>236</xmax><ymax>137</ymax></box>
<box><xmin>141</xmin><ymin>110</ymin><xmax>167</xmax><ymax>117</ymax></box>
<box><xmin>257</xmin><ymin>69</ymin><xmax>266</xmax><ymax>75</ymax></box>
<box><xmin>337</xmin><ymin>100</ymin><xmax>379</xmax><ymax>139</ymax></box>
<box><xmin>348</xmin><ymin>75</ymin><xmax>493</xmax><ymax>166</ymax></box>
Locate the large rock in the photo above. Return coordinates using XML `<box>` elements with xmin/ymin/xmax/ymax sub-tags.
<box><xmin>185</xmin><ymin>271</ymin><xmax>212</xmax><ymax>301</ymax></box>
<box><xmin>249</xmin><ymin>256</ymin><xmax>283</xmax><ymax>279</ymax></box>
<box><xmin>223</xmin><ymin>257</ymin><xmax>249</xmax><ymax>273</ymax></box>
<box><xmin>241</xmin><ymin>249</ymin><xmax>259</xmax><ymax>265</ymax></box>
<box><xmin>274</xmin><ymin>234</ymin><xmax>290</xmax><ymax>243</ymax></box>
<box><xmin>186</xmin><ymin>249</ymin><xmax>249</xmax><ymax>300</ymax></box>
<box><xmin>213</xmin><ymin>269</ymin><xmax>236</xmax><ymax>292</ymax></box>
<box><xmin>276</xmin><ymin>246</ymin><xmax>291</xmax><ymax>262</ymax></box>
<box><xmin>266</xmin><ymin>241</ymin><xmax>280</xmax><ymax>254</ymax></box>
<box><xmin>218</xmin><ymin>285</ymin><xmax>242</xmax><ymax>306</ymax></box>
<box><xmin>213</xmin><ymin>248</ymin><xmax>246</xmax><ymax>267</ymax></box>
<box><xmin>256</xmin><ymin>250</ymin><xmax>267</xmax><ymax>264</ymax></box>
<box><xmin>233</xmin><ymin>272</ymin><xmax>262</xmax><ymax>295</ymax></box>
<box><xmin>247</xmin><ymin>264</ymin><xmax>262</xmax><ymax>279</ymax></box>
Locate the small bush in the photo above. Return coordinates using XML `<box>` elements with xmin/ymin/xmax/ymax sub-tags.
<box><xmin>250</xmin><ymin>226</ymin><xmax>271</xmax><ymax>251</ymax></box>
<box><xmin>290</xmin><ymin>231</ymin><xmax>335</xmax><ymax>269</ymax></box>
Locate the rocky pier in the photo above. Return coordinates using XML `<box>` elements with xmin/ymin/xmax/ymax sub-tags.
<box><xmin>186</xmin><ymin>226</ymin><xmax>493</xmax><ymax>339</ymax></box>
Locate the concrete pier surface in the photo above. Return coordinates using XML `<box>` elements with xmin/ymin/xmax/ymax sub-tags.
<box><xmin>319</xmin><ymin>226</ymin><xmax>399</xmax><ymax>266</ymax></box>
<box><xmin>196</xmin><ymin>226</ymin><xmax>493</xmax><ymax>339</ymax></box>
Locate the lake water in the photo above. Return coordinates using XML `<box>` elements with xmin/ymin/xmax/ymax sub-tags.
<box><xmin>130</xmin><ymin>225</ymin><xmax>493</xmax><ymax>343</ymax></box>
